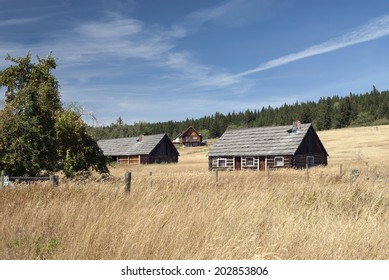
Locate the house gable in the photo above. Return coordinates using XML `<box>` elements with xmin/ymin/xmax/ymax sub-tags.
<box><xmin>294</xmin><ymin>126</ymin><xmax>328</xmax><ymax>167</ymax></box>
<box><xmin>149</xmin><ymin>134</ymin><xmax>179</xmax><ymax>163</ymax></box>
<box><xmin>295</xmin><ymin>126</ymin><xmax>328</xmax><ymax>155</ymax></box>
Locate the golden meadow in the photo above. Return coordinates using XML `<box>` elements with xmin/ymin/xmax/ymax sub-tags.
<box><xmin>1</xmin><ymin>125</ymin><xmax>388</xmax><ymax>259</ymax></box>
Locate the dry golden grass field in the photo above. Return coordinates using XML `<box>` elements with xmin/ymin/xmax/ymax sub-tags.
<box><xmin>1</xmin><ymin>125</ymin><xmax>388</xmax><ymax>260</ymax></box>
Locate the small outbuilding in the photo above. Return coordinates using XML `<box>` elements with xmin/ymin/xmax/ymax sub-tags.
<box><xmin>97</xmin><ymin>134</ymin><xmax>179</xmax><ymax>165</ymax></box>
<box><xmin>208</xmin><ymin>122</ymin><xmax>328</xmax><ymax>171</ymax></box>
<box><xmin>173</xmin><ymin>126</ymin><xmax>203</xmax><ymax>147</ymax></box>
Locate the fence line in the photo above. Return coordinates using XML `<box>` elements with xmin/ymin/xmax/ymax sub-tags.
<box><xmin>0</xmin><ymin>170</ymin><xmax>59</xmax><ymax>188</ymax></box>
<box><xmin>126</xmin><ymin>164</ymin><xmax>389</xmax><ymax>187</ymax></box>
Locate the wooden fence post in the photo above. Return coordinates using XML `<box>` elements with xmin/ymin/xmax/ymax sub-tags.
<box><xmin>0</xmin><ymin>170</ymin><xmax>5</xmax><ymax>188</ymax></box>
<box><xmin>267</xmin><ymin>165</ymin><xmax>270</xmax><ymax>180</ymax></box>
<box><xmin>306</xmin><ymin>163</ymin><xmax>309</xmax><ymax>181</ymax></box>
<box><xmin>149</xmin><ymin>171</ymin><xmax>153</xmax><ymax>188</ymax></box>
<box><xmin>124</xmin><ymin>171</ymin><xmax>131</xmax><ymax>193</ymax></box>
<box><xmin>339</xmin><ymin>164</ymin><xmax>343</xmax><ymax>178</ymax></box>
<box><xmin>349</xmin><ymin>169</ymin><xmax>360</xmax><ymax>186</ymax></box>
<box><xmin>50</xmin><ymin>175</ymin><xmax>59</xmax><ymax>187</ymax></box>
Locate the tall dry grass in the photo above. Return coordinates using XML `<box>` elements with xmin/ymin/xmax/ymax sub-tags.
<box><xmin>1</xmin><ymin>125</ymin><xmax>389</xmax><ymax>260</ymax></box>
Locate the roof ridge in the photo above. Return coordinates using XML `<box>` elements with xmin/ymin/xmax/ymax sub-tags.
<box><xmin>225</xmin><ymin>123</ymin><xmax>311</xmax><ymax>131</ymax></box>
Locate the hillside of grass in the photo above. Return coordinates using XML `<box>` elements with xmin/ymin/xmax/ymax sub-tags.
<box><xmin>1</xmin><ymin>125</ymin><xmax>388</xmax><ymax>259</ymax></box>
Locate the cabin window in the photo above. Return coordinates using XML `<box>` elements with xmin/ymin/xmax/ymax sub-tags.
<box><xmin>274</xmin><ymin>156</ymin><xmax>284</xmax><ymax>167</ymax></box>
<box><xmin>306</xmin><ymin>156</ymin><xmax>315</xmax><ymax>167</ymax></box>
<box><xmin>246</xmin><ymin>157</ymin><xmax>254</xmax><ymax>166</ymax></box>
<box><xmin>192</xmin><ymin>136</ymin><xmax>198</xmax><ymax>140</ymax></box>
<box><xmin>217</xmin><ymin>158</ymin><xmax>227</xmax><ymax>167</ymax></box>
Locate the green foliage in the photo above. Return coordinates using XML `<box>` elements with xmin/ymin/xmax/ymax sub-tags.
<box><xmin>89</xmin><ymin>86</ymin><xmax>389</xmax><ymax>141</ymax></box>
<box><xmin>55</xmin><ymin>107</ymin><xmax>109</xmax><ymax>177</ymax></box>
<box><xmin>350</xmin><ymin>112</ymin><xmax>375</xmax><ymax>127</ymax></box>
<box><xmin>0</xmin><ymin>53</ymin><xmax>59</xmax><ymax>175</ymax></box>
<box><xmin>372</xmin><ymin>118</ymin><xmax>389</xmax><ymax>126</ymax></box>
<box><xmin>0</xmin><ymin>53</ymin><xmax>108</xmax><ymax>177</ymax></box>
<box><xmin>315</xmin><ymin>97</ymin><xmax>332</xmax><ymax>130</ymax></box>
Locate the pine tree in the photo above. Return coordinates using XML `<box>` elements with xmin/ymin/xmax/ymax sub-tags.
<box><xmin>340</xmin><ymin>97</ymin><xmax>352</xmax><ymax>127</ymax></box>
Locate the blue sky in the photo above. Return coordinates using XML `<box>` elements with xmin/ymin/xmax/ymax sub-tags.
<box><xmin>1</xmin><ymin>0</ymin><xmax>389</xmax><ymax>125</ymax></box>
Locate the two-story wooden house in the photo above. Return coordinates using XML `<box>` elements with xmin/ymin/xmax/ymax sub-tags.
<box><xmin>173</xmin><ymin>126</ymin><xmax>203</xmax><ymax>147</ymax></box>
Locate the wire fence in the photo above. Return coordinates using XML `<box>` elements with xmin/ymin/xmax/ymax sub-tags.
<box><xmin>0</xmin><ymin>170</ymin><xmax>59</xmax><ymax>188</ymax></box>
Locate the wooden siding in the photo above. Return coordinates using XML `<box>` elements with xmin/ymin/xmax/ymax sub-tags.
<box><xmin>149</xmin><ymin>155</ymin><xmax>178</xmax><ymax>163</ymax></box>
<box><xmin>115</xmin><ymin>155</ymin><xmax>140</xmax><ymax>165</ymax></box>
<box><xmin>208</xmin><ymin>156</ymin><xmax>234</xmax><ymax>171</ymax></box>
<box><xmin>294</xmin><ymin>154</ymin><xmax>327</xmax><ymax>168</ymax></box>
<box><xmin>209</xmin><ymin>155</ymin><xmax>296</xmax><ymax>171</ymax></box>
<box><xmin>129</xmin><ymin>155</ymin><xmax>139</xmax><ymax>165</ymax></box>
<box><xmin>118</xmin><ymin>156</ymin><xmax>130</xmax><ymax>165</ymax></box>
<box><xmin>139</xmin><ymin>155</ymin><xmax>148</xmax><ymax>164</ymax></box>
<box><xmin>266</xmin><ymin>155</ymin><xmax>293</xmax><ymax>169</ymax></box>
<box><xmin>242</xmin><ymin>156</ymin><xmax>259</xmax><ymax>170</ymax></box>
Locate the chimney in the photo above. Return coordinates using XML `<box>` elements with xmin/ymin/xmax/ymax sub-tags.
<box><xmin>137</xmin><ymin>134</ymin><xmax>144</xmax><ymax>142</ymax></box>
<box><xmin>292</xmin><ymin>120</ymin><xmax>301</xmax><ymax>132</ymax></box>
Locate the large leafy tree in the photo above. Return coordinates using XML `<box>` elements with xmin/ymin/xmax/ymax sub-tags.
<box><xmin>55</xmin><ymin>106</ymin><xmax>109</xmax><ymax>178</ymax></box>
<box><xmin>0</xmin><ymin>53</ymin><xmax>108</xmax><ymax>177</ymax></box>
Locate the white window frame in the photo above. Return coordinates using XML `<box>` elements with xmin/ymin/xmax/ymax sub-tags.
<box><xmin>217</xmin><ymin>158</ymin><xmax>227</xmax><ymax>168</ymax></box>
<box><xmin>245</xmin><ymin>157</ymin><xmax>254</xmax><ymax>167</ymax></box>
<box><xmin>274</xmin><ymin>156</ymin><xmax>284</xmax><ymax>167</ymax></box>
<box><xmin>306</xmin><ymin>156</ymin><xmax>315</xmax><ymax>167</ymax></box>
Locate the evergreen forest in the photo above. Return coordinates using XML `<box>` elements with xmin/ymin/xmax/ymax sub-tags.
<box><xmin>88</xmin><ymin>86</ymin><xmax>389</xmax><ymax>141</ymax></box>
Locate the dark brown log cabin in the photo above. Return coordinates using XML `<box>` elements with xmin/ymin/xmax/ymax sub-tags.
<box><xmin>208</xmin><ymin>122</ymin><xmax>328</xmax><ymax>171</ymax></box>
<box><xmin>98</xmin><ymin>134</ymin><xmax>179</xmax><ymax>165</ymax></box>
<box><xmin>173</xmin><ymin>126</ymin><xmax>203</xmax><ymax>147</ymax></box>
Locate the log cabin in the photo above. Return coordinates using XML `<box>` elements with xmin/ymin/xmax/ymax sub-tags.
<box><xmin>97</xmin><ymin>134</ymin><xmax>179</xmax><ymax>165</ymax></box>
<box><xmin>208</xmin><ymin>122</ymin><xmax>328</xmax><ymax>171</ymax></box>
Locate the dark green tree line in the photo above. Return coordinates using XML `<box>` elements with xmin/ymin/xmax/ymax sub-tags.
<box><xmin>89</xmin><ymin>87</ymin><xmax>389</xmax><ymax>141</ymax></box>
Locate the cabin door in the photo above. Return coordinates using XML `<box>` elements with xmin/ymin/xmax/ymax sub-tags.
<box><xmin>234</xmin><ymin>157</ymin><xmax>241</xmax><ymax>170</ymax></box>
<box><xmin>259</xmin><ymin>157</ymin><xmax>266</xmax><ymax>171</ymax></box>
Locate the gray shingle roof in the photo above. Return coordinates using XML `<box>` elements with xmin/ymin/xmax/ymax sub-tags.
<box><xmin>97</xmin><ymin>134</ymin><xmax>166</xmax><ymax>156</ymax></box>
<box><xmin>208</xmin><ymin>123</ymin><xmax>311</xmax><ymax>157</ymax></box>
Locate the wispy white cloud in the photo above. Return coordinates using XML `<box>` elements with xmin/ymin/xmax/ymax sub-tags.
<box><xmin>235</xmin><ymin>14</ymin><xmax>389</xmax><ymax>77</ymax></box>
<box><xmin>185</xmin><ymin>0</ymin><xmax>238</xmax><ymax>25</ymax></box>
<box><xmin>0</xmin><ymin>16</ymin><xmax>45</xmax><ymax>26</ymax></box>
<box><xmin>53</xmin><ymin>18</ymin><xmax>175</xmax><ymax>63</ymax></box>
<box><xmin>76</xmin><ymin>18</ymin><xmax>143</xmax><ymax>39</ymax></box>
<box><xmin>45</xmin><ymin>15</ymin><xmax>247</xmax><ymax>90</ymax></box>
<box><xmin>0</xmin><ymin>1</ymin><xmax>251</xmax><ymax>91</ymax></box>
<box><xmin>181</xmin><ymin>0</ymin><xmax>273</xmax><ymax>29</ymax></box>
